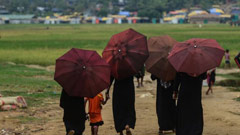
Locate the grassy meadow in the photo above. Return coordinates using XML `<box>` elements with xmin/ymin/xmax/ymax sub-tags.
<box><xmin>0</xmin><ymin>24</ymin><xmax>240</xmax><ymax>66</ymax></box>
<box><xmin>0</xmin><ymin>24</ymin><xmax>240</xmax><ymax>106</ymax></box>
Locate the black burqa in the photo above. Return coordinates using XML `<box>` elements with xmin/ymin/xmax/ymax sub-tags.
<box><xmin>151</xmin><ymin>75</ymin><xmax>176</xmax><ymax>131</ymax></box>
<box><xmin>60</xmin><ymin>90</ymin><xmax>86</xmax><ymax>134</ymax></box>
<box><xmin>110</xmin><ymin>76</ymin><xmax>136</xmax><ymax>133</ymax></box>
<box><xmin>175</xmin><ymin>72</ymin><xmax>207</xmax><ymax>135</ymax></box>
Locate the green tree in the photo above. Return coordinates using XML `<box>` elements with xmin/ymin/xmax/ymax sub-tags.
<box><xmin>97</xmin><ymin>7</ymin><xmax>109</xmax><ymax>16</ymax></box>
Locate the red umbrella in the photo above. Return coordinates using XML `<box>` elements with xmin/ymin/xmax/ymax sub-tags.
<box><xmin>168</xmin><ymin>38</ymin><xmax>225</xmax><ymax>77</ymax></box>
<box><xmin>145</xmin><ymin>35</ymin><xmax>177</xmax><ymax>81</ymax></box>
<box><xmin>54</xmin><ymin>48</ymin><xmax>111</xmax><ymax>98</ymax></box>
<box><xmin>102</xmin><ymin>28</ymin><xmax>149</xmax><ymax>79</ymax></box>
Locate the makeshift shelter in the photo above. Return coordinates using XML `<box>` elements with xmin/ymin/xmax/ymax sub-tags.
<box><xmin>209</xmin><ymin>8</ymin><xmax>224</xmax><ymax>15</ymax></box>
<box><xmin>0</xmin><ymin>14</ymin><xmax>35</xmax><ymax>24</ymax></box>
<box><xmin>231</xmin><ymin>8</ymin><xmax>240</xmax><ymax>15</ymax></box>
<box><xmin>189</xmin><ymin>14</ymin><xmax>220</xmax><ymax>24</ymax></box>
<box><xmin>219</xmin><ymin>14</ymin><xmax>231</xmax><ymax>23</ymax></box>
<box><xmin>163</xmin><ymin>15</ymin><xmax>185</xmax><ymax>24</ymax></box>
<box><xmin>169</xmin><ymin>9</ymin><xmax>187</xmax><ymax>15</ymax></box>
<box><xmin>106</xmin><ymin>18</ymin><xmax>113</xmax><ymax>24</ymax></box>
<box><xmin>188</xmin><ymin>10</ymin><xmax>208</xmax><ymax>17</ymax></box>
<box><xmin>119</xmin><ymin>11</ymin><xmax>130</xmax><ymax>17</ymax></box>
<box><xmin>70</xmin><ymin>18</ymin><xmax>81</xmax><ymax>24</ymax></box>
<box><xmin>163</xmin><ymin>9</ymin><xmax>187</xmax><ymax>24</ymax></box>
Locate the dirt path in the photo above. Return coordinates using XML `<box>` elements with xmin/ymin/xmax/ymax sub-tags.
<box><xmin>202</xmin><ymin>86</ymin><xmax>240</xmax><ymax>135</ymax></box>
<box><xmin>0</xmin><ymin>72</ymin><xmax>240</xmax><ymax>135</ymax></box>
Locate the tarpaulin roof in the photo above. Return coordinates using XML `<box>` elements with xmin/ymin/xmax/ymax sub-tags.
<box><xmin>209</xmin><ymin>8</ymin><xmax>224</xmax><ymax>15</ymax></box>
<box><xmin>0</xmin><ymin>14</ymin><xmax>35</xmax><ymax>20</ymax></box>
<box><xmin>169</xmin><ymin>9</ymin><xmax>187</xmax><ymax>15</ymax></box>
<box><xmin>189</xmin><ymin>14</ymin><xmax>220</xmax><ymax>19</ymax></box>
<box><xmin>119</xmin><ymin>11</ymin><xmax>130</xmax><ymax>16</ymax></box>
<box><xmin>188</xmin><ymin>10</ymin><xmax>208</xmax><ymax>17</ymax></box>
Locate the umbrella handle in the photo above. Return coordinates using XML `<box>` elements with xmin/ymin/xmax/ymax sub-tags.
<box><xmin>105</xmin><ymin>90</ymin><xmax>110</xmax><ymax>100</ymax></box>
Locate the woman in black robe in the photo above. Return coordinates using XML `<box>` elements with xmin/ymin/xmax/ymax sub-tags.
<box><xmin>151</xmin><ymin>74</ymin><xmax>176</xmax><ymax>134</ymax></box>
<box><xmin>106</xmin><ymin>76</ymin><xmax>136</xmax><ymax>135</ymax></box>
<box><xmin>60</xmin><ymin>89</ymin><xmax>86</xmax><ymax>135</ymax></box>
<box><xmin>174</xmin><ymin>72</ymin><xmax>207</xmax><ymax>135</ymax></box>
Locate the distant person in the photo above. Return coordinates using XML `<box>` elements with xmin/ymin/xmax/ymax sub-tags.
<box><xmin>225</xmin><ymin>49</ymin><xmax>231</xmax><ymax>68</ymax></box>
<box><xmin>85</xmin><ymin>93</ymin><xmax>109</xmax><ymax>135</ymax></box>
<box><xmin>135</xmin><ymin>65</ymin><xmax>145</xmax><ymax>88</ymax></box>
<box><xmin>206</xmin><ymin>69</ymin><xmax>216</xmax><ymax>95</ymax></box>
<box><xmin>174</xmin><ymin>72</ymin><xmax>207</xmax><ymax>135</ymax></box>
<box><xmin>60</xmin><ymin>89</ymin><xmax>87</xmax><ymax>135</ymax></box>
<box><xmin>151</xmin><ymin>74</ymin><xmax>176</xmax><ymax>134</ymax></box>
<box><xmin>106</xmin><ymin>76</ymin><xmax>136</xmax><ymax>135</ymax></box>
<box><xmin>234</xmin><ymin>52</ymin><xmax>240</xmax><ymax>68</ymax></box>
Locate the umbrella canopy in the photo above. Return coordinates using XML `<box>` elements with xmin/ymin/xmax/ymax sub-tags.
<box><xmin>145</xmin><ymin>35</ymin><xmax>177</xmax><ymax>81</ymax></box>
<box><xmin>54</xmin><ymin>48</ymin><xmax>111</xmax><ymax>98</ymax></box>
<box><xmin>168</xmin><ymin>38</ymin><xmax>225</xmax><ymax>77</ymax></box>
<box><xmin>102</xmin><ymin>28</ymin><xmax>149</xmax><ymax>79</ymax></box>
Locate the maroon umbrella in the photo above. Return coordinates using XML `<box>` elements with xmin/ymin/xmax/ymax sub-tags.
<box><xmin>102</xmin><ymin>28</ymin><xmax>149</xmax><ymax>79</ymax></box>
<box><xmin>168</xmin><ymin>38</ymin><xmax>225</xmax><ymax>77</ymax></box>
<box><xmin>145</xmin><ymin>35</ymin><xmax>177</xmax><ymax>81</ymax></box>
<box><xmin>54</xmin><ymin>48</ymin><xmax>111</xmax><ymax>98</ymax></box>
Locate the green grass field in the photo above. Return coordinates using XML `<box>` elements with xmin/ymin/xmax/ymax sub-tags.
<box><xmin>0</xmin><ymin>24</ymin><xmax>240</xmax><ymax>66</ymax></box>
<box><xmin>0</xmin><ymin>63</ymin><xmax>60</xmax><ymax>107</ymax></box>
<box><xmin>0</xmin><ymin>24</ymin><xmax>240</xmax><ymax>106</ymax></box>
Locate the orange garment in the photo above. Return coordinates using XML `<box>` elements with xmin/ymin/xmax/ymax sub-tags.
<box><xmin>87</xmin><ymin>93</ymin><xmax>104</xmax><ymax>123</ymax></box>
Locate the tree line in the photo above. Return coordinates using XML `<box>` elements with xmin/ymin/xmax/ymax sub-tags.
<box><xmin>0</xmin><ymin>0</ymin><xmax>239</xmax><ymax>18</ymax></box>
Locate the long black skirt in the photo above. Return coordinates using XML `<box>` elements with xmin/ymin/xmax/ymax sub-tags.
<box><xmin>175</xmin><ymin>73</ymin><xmax>206</xmax><ymax>135</ymax></box>
<box><xmin>112</xmin><ymin>76</ymin><xmax>136</xmax><ymax>132</ymax></box>
<box><xmin>156</xmin><ymin>85</ymin><xmax>176</xmax><ymax>130</ymax></box>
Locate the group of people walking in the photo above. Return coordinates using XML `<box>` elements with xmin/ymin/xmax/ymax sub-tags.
<box><xmin>60</xmin><ymin>70</ymin><xmax>211</xmax><ymax>135</ymax></box>
<box><xmin>151</xmin><ymin>72</ymin><xmax>208</xmax><ymax>135</ymax></box>
<box><xmin>55</xmin><ymin>28</ymin><xmax>226</xmax><ymax>135</ymax></box>
<box><xmin>59</xmin><ymin>75</ymin><xmax>136</xmax><ymax>135</ymax></box>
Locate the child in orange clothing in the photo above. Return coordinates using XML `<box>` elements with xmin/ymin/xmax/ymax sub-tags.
<box><xmin>86</xmin><ymin>93</ymin><xmax>109</xmax><ymax>135</ymax></box>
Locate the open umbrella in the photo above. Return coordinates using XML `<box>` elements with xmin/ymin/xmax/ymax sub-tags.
<box><xmin>102</xmin><ymin>28</ymin><xmax>149</xmax><ymax>79</ymax></box>
<box><xmin>168</xmin><ymin>38</ymin><xmax>225</xmax><ymax>77</ymax></box>
<box><xmin>54</xmin><ymin>48</ymin><xmax>111</xmax><ymax>98</ymax></box>
<box><xmin>145</xmin><ymin>35</ymin><xmax>177</xmax><ymax>81</ymax></box>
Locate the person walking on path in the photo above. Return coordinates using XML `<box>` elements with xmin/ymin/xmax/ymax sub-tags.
<box><xmin>60</xmin><ymin>89</ymin><xmax>87</xmax><ymax>135</ymax></box>
<box><xmin>225</xmin><ymin>49</ymin><xmax>231</xmax><ymax>68</ymax></box>
<box><xmin>234</xmin><ymin>52</ymin><xmax>240</xmax><ymax>68</ymax></box>
<box><xmin>86</xmin><ymin>93</ymin><xmax>109</xmax><ymax>135</ymax></box>
<box><xmin>106</xmin><ymin>76</ymin><xmax>136</xmax><ymax>135</ymax></box>
<box><xmin>135</xmin><ymin>65</ymin><xmax>145</xmax><ymax>88</ymax></box>
<box><xmin>174</xmin><ymin>72</ymin><xmax>207</xmax><ymax>135</ymax></box>
<box><xmin>151</xmin><ymin>74</ymin><xmax>176</xmax><ymax>134</ymax></box>
<box><xmin>206</xmin><ymin>69</ymin><xmax>216</xmax><ymax>95</ymax></box>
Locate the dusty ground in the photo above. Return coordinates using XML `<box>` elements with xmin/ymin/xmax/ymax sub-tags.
<box><xmin>0</xmin><ymin>69</ymin><xmax>240</xmax><ymax>135</ymax></box>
